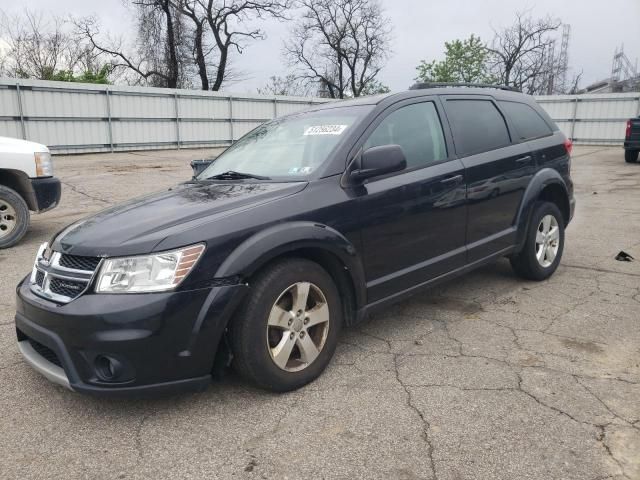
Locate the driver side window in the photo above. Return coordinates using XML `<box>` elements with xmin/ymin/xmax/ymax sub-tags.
<box><xmin>364</xmin><ymin>102</ymin><xmax>447</xmax><ymax>169</ymax></box>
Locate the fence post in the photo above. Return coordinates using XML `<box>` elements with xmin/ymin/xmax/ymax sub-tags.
<box><xmin>636</xmin><ymin>95</ymin><xmax>640</xmax><ymax>116</ymax></box>
<box><xmin>273</xmin><ymin>98</ymin><xmax>278</xmax><ymax>119</ymax></box>
<box><xmin>174</xmin><ymin>92</ymin><xmax>181</xmax><ymax>149</ymax></box>
<box><xmin>15</xmin><ymin>82</ymin><xmax>26</xmax><ymax>140</ymax></box>
<box><xmin>228</xmin><ymin>96</ymin><xmax>234</xmax><ymax>144</ymax></box>
<box><xmin>105</xmin><ymin>88</ymin><xmax>114</xmax><ymax>153</ymax></box>
<box><xmin>570</xmin><ymin>97</ymin><xmax>579</xmax><ymax>141</ymax></box>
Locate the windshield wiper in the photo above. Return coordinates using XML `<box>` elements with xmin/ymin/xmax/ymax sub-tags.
<box><xmin>206</xmin><ymin>170</ymin><xmax>271</xmax><ymax>180</ymax></box>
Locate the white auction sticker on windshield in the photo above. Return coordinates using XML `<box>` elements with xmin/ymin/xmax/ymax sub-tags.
<box><xmin>304</xmin><ymin>125</ymin><xmax>348</xmax><ymax>136</ymax></box>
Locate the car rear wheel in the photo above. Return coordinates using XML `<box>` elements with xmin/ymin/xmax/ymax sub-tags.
<box><xmin>625</xmin><ymin>150</ymin><xmax>639</xmax><ymax>163</ymax></box>
<box><xmin>510</xmin><ymin>201</ymin><xmax>565</xmax><ymax>281</ymax></box>
<box><xmin>0</xmin><ymin>185</ymin><xmax>29</xmax><ymax>249</ymax></box>
<box><xmin>230</xmin><ymin>258</ymin><xmax>342</xmax><ymax>391</ymax></box>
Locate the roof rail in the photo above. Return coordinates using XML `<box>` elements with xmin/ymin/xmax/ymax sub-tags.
<box><xmin>409</xmin><ymin>82</ymin><xmax>521</xmax><ymax>92</ymax></box>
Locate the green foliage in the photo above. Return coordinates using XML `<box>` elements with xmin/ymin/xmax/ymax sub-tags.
<box><xmin>360</xmin><ymin>80</ymin><xmax>391</xmax><ymax>96</ymax></box>
<box><xmin>47</xmin><ymin>65</ymin><xmax>112</xmax><ymax>84</ymax></box>
<box><xmin>416</xmin><ymin>35</ymin><xmax>495</xmax><ymax>84</ymax></box>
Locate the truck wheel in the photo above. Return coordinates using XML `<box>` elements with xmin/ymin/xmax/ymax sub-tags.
<box><xmin>510</xmin><ymin>201</ymin><xmax>565</xmax><ymax>281</ymax></box>
<box><xmin>0</xmin><ymin>185</ymin><xmax>30</xmax><ymax>249</ymax></box>
<box><xmin>230</xmin><ymin>258</ymin><xmax>342</xmax><ymax>392</ymax></box>
<box><xmin>625</xmin><ymin>150</ymin><xmax>639</xmax><ymax>163</ymax></box>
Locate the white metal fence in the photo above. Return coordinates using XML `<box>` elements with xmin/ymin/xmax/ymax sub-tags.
<box><xmin>0</xmin><ymin>78</ymin><xmax>329</xmax><ymax>154</ymax></box>
<box><xmin>535</xmin><ymin>92</ymin><xmax>640</xmax><ymax>145</ymax></box>
<box><xmin>1</xmin><ymin>78</ymin><xmax>638</xmax><ymax>154</ymax></box>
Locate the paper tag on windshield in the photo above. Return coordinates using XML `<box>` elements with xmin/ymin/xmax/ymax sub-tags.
<box><xmin>304</xmin><ymin>125</ymin><xmax>348</xmax><ymax>136</ymax></box>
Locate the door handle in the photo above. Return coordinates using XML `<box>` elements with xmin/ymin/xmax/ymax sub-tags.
<box><xmin>440</xmin><ymin>174</ymin><xmax>463</xmax><ymax>185</ymax></box>
<box><xmin>516</xmin><ymin>155</ymin><xmax>532</xmax><ymax>164</ymax></box>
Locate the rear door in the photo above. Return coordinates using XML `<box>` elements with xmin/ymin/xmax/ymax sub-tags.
<box><xmin>442</xmin><ymin>96</ymin><xmax>533</xmax><ymax>262</ymax></box>
<box><xmin>357</xmin><ymin>98</ymin><xmax>467</xmax><ymax>303</ymax></box>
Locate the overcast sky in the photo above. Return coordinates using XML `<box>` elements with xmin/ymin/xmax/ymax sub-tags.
<box><xmin>7</xmin><ymin>0</ymin><xmax>640</xmax><ymax>93</ymax></box>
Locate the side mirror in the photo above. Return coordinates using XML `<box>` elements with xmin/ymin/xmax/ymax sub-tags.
<box><xmin>350</xmin><ymin>144</ymin><xmax>407</xmax><ymax>183</ymax></box>
<box><xmin>191</xmin><ymin>158</ymin><xmax>215</xmax><ymax>179</ymax></box>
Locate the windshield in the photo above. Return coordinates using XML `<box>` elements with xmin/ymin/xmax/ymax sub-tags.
<box><xmin>198</xmin><ymin>105</ymin><xmax>372</xmax><ymax>180</ymax></box>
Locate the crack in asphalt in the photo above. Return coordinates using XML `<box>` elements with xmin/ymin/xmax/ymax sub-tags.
<box><xmin>392</xmin><ymin>354</ymin><xmax>438</xmax><ymax>480</ymax></box>
<box><xmin>596</xmin><ymin>426</ymin><xmax>632</xmax><ymax>480</ymax></box>
<box><xmin>134</xmin><ymin>412</ymin><xmax>153</xmax><ymax>466</ymax></box>
<box><xmin>61</xmin><ymin>181</ymin><xmax>112</xmax><ymax>205</ymax></box>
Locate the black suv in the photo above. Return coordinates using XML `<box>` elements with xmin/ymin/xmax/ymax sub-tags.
<box><xmin>15</xmin><ymin>84</ymin><xmax>575</xmax><ymax>396</ymax></box>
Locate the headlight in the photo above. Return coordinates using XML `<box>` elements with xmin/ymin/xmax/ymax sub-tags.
<box><xmin>34</xmin><ymin>151</ymin><xmax>53</xmax><ymax>177</ymax></box>
<box><xmin>95</xmin><ymin>244</ymin><xmax>205</xmax><ymax>293</ymax></box>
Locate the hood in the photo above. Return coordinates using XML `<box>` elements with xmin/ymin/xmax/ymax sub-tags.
<box><xmin>52</xmin><ymin>181</ymin><xmax>307</xmax><ymax>257</ymax></box>
<box><xmin>0</xmin><ymin>136</ymin><xmax>49</xmax><ymax>154</ymax></box>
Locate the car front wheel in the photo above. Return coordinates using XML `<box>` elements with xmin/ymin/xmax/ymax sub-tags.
<box><xmin>510</xmin><ymin>201</ymin><xmax>565</xmax><ymax>281</ymax></box>
<box><xmin>230</xmin><ymin>258</ymin><xmax>342</xmax><ymax>391</ymax></box>
<box><xmin>0</xmin><ymin>185</ymin><xmax>30</xmax><ymax>249</ymax></box>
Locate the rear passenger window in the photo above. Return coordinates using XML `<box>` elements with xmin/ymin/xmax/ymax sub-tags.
<box><xmin>498</xmin><ymin>101</ymin><xmax>553</xmax><ymax>140</ymax></box>
<box><xmin>364</xmin><ymin>102</ymin><xmax>447</xmax><ymax>169</ymax></box>
<box><xmin>445</xmin><ymin>99</ymin><xmax>511</xmax><ymax>156</ymax></box>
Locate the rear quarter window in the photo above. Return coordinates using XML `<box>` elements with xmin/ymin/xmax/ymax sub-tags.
<box><xmin>498</xmin><ymin>101</ymin><xmax>553</xmax><ymax>141</ymax></box>
<box><xmin>444</xmin><ymin>99</ymin><xmax>511</xmax><ymax>157</ymax></box>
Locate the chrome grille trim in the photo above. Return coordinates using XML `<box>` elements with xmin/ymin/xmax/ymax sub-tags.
<box><xmin>29</xmin><ymin>243</ymin><xmax>103</xmax><ymax>304</ymax></box>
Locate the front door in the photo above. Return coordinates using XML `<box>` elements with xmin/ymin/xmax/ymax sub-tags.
<box><xmin>356</xmin><ymin>100</ymin><xmax>467</xmax><ymax>303</ymax></box>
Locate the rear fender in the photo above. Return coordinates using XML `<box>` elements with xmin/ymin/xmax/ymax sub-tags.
<box><xmin>514</xmin><ymin>168</ymin><xmax>569</xmax><ymax>251</ymax></box>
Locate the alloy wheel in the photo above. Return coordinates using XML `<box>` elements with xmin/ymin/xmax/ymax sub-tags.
<box><xmin>266</xmin><ymin>282</ymin><xmax>330</xmax><ymax>372</ymax></box>
<box><xmin>535</xmin><ymin>214</ymin><xmax>560</xmax><ymax>268</ymax></box>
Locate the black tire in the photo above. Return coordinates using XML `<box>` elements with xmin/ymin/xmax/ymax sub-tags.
<box><xmin>510</xmin><ymin>201</ymin><xmax>565</xmax><ymax>281</ymax></box>
<box><xmin>230</xmin><ymin>258</ymin><xmax>343</xmax><ymax>392</ymax></box>
<box><xmin>625</xmin><ymin>150</ymin><xmax>639</xmax><ymax>163</ymax></box>
<box><xmin>0</xmin><ymin>185</ymin><xmax>30</xmax><ymax>249</ymax></box>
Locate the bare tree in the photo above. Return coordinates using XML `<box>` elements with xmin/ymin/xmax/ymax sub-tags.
<box><xmin>0</xmin><ymin>10</ymin><xmax>86</xmax><ymax>79</ymax></box>
<box><xmin>75</xmin><ymin>0</ymin><xmax>195</xmax><ymax>88</ymax></box>
<box><xmin>285</xmin><ymin>0</ymin><xmax>391</xmax><ymax>99</ymax></box>
<box><xmin>486</xmin><ymin>12</ymin><xmax>560</xmax><ymax>94</ymax></box>
<box><xmin>200</xmin><ymin>0</ymin><xmax>291</xmax><ymax>91</ymax></box>
<box><xmin>257</xmin><ymin>74</ymin><xmax>314</xmax><ymax>96</ymax></box>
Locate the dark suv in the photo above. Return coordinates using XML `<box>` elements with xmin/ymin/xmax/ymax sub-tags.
<box><xmin>15</xmin><ymin>84</ymin><xmax>575</xmax><ymax>396</ymax></box>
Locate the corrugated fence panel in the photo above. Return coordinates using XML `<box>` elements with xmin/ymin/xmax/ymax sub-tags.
<box><xmin>112</xmin><ymin>120</ymin><xmax>177</xmax><ymax>145</ymax></box>
<box><xmin>21</xmin><ymin>88</ymin><xmax>106</xmax><ymax>118</ymax></box>
<box><xmin>0</xmin><ymin>86</ymin><xmax>21</xmax><ymax>116</ymax></box>
<box><xmin>110</xmin><ymin>93</ymin><xmax>176</xmax><ymax>119</ymax></box>
<box><xmin>25</xmin><ymin>119</ymin><xmax>109</xmax><ymax>149</ymax></box>
<box><xmin>0</xmin><ymin>120</ymin><xmax>21</xmax><ymax>138</ymax></box>
<box><xmin>178</xmin><ymin>96</ymin><xmax>229</xmax><ymax>119</ymax></box>
<box><xmin>232</xmin><ymin>99</ymin><xmax>274</xmax><ymax>120</ymax></box>
<box><xmin>180</xmin><ymin>121</ymin><xmax>230</xmax><ymax>143</ymax></box>
<box><xmin>1</xmin><ymin>78</ymin><xmax>638</xmax><ymax>153</ymax></box>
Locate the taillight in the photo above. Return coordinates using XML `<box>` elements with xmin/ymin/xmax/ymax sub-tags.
<box><xmin>564</xmin><ymin>138</ymin><xmax>573</xmax><ymax>155</ymax></box>
<box><xmin>626</xmin><ymin>120</ymin><xmax>632</xmax><ymax>140</ymax></box>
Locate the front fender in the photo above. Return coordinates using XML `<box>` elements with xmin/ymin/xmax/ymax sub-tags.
<box><xmin>515</xmin><ymin>168</ymin><xmax>569</xmax><ymax>251</ymax></box>
<box><xmin>214</xmin><ymin>221</ymin><xmax>367</xmax><ymax>310</ymax></box>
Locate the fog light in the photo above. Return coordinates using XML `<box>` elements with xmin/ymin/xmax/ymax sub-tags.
<box><xmin>94</xmin><ymin>355</ymin><xmax>123</xmax><ymax>381</ymax></box>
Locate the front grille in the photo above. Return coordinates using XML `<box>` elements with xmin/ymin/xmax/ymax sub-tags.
<box><xmin>35</xmin><ymin>270</ymin><xmax>45</xmax><ymax>287</ymax></box>
<box><xmin>28</xmin><ymin>338</ymin><xmax>62</xmax><ymax>368</ymax></box>
<box><xmin>59</xmin><ymin>254</ymin><xmax>101</xmax><ymax>271</ymax></box>
<box><xmin>49</xmin><ymin>278</ymin><xmax>87</xmax><ymax>298</ymax></box>
<box><xmin>30</xmin><ymin>244</ymin><xmax>98</xmax><ymax>303</ymax></box>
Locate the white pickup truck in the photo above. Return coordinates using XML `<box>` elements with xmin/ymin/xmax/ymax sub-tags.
<box><xmin>0</xmin><ymin>137</ymin><xmax>61</xmax><ymax>248</ymax></box>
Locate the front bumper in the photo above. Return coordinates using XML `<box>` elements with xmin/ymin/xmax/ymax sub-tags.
<box><xmin>23</xmin><ymin>177</ymin><xmax>61</xmax><ymax>212</ymax></box>
<box><xmin>15</xmin><ymin>277</ymin><xmax>248</xmax><ymax>396</ymax></box>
